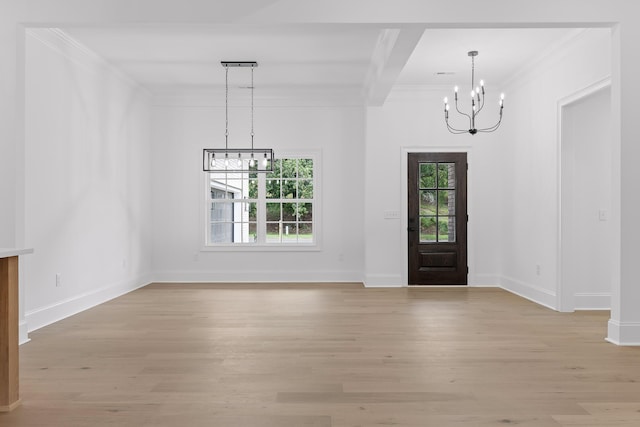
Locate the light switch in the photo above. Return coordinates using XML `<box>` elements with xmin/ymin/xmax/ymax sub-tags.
<box><xmin>384</xmin><ymin>210</ymin><xmax>400</xmax><ymax>219</ymax></box>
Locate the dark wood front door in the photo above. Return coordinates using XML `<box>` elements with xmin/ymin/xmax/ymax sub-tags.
<box><xmin>408</xmin><ymin>153</ymin><xmax>468</xmax><ymax>285</ymax></box>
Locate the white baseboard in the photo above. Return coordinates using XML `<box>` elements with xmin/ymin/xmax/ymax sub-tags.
<box><xmin>500</xmin><ymin>275</ymin><xmax>557</xmax><ymax>310</ymax></box>
<box><xmin>153</xmin><ymin>270</ymin><xmax>363</xmax><ymax>284</ymax></box>
<box><xmin>471</xmin><ymin>274</ymin><xmax>501</xmax><ymax>287</ymax></box>
<box><xmin>24</xmin><ymin>273</ymin><xmax>153</xmax><ymax>335</ymax></box>
<box><xmin>607</xmin><ymin>319</ymin><xmax>640</xmax><ymax>346</ymax></box>
<box><xmin>363</xmin><ymin>274</ymin><xmax>403</xmax><ymax>288</ymax></box>
<box><xmin>574</xmin><ymin>292</ymin><xmax>611</xmax><ymax>310</ymax></box>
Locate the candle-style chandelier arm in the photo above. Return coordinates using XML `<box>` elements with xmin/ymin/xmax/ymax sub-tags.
<box><xmin>475</xmin><ymin>88</ymin><xmax>486</xmax><ymax>117</ymax></box>
<box><xmin>444</xmin><ymin>109</ymin><xmax>472</xmax><ymax>134</ymax></box>
<box><xmin>454</xmin><ymin>97</ymin><xmax>473</xmax><ymax>127</ymax></box>
<box><xmin>475</xmin><ymin>107</ymin><xmax>503</xmax><ymax>133</ymax></box>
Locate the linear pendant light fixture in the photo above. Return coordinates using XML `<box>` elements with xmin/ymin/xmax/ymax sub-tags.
<box><xmin>443</xmin><ymin>51</ymin><xmax>504</xmax><ymax>135</ymax></box>
<box><xmin>203</xmin><ymin>61</ymin><xmax>274</xmax><ymax>172</ymax></box>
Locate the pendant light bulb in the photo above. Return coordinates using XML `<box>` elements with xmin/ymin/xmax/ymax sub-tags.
<box><xmin>262</xmin><ymin>153</ymin><xmax>268</xmax><ymax>167</ymax></box>
<box><xmin>249</xmin><ymin>153</ymin><xmax>255</xmax><ymax>167</ymax></box>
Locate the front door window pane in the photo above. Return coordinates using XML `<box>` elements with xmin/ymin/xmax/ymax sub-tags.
<box><xmin>420</xmin><ymin>190</ymin><xmax>437</xmax><ymax>215</ymax></box>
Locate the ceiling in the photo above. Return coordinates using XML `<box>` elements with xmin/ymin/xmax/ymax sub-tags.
<box><xmin>61</xmin><ymin>25</ymin><xmax>586</xmax><ymax>105</ymax></box>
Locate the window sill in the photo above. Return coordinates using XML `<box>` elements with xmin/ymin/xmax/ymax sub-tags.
<box><xmin>200</xmin><ymin>243</ymin><xmax>321</xmax><ymax>252</ymax></box>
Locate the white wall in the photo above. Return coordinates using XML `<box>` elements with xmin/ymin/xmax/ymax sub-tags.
<box><xmin>499</xmin><ymin>29</ymin><xmax>611</xmax><ymax>308</ymax></box>
<box><xmin>151</xmin><ymin>102</ymin><xmax>365</xmax><ymax>282</ymax></box>
<box><xmin>23</xmin><ymin>29</ymin><xmax>153</xmax><ymax>335</ymax></box>
<box><xmin>561</xmin><ymin>86</ymin><xmax>612</xmax><ymax>310</ymax></box>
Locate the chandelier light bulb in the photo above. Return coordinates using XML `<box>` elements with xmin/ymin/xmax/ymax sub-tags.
<box><xmin>501</xmin><ymin>93</ymin><xmax>505</xmax><ymax>100</ymax></box>
<box><xmin>470</xmin><ymin>90</ymin><xmax>475</xmax><ymax>98</ymax></box>
<box><xmin>444</xmin><ymin>97</ymin><xmax>448</xmax><ymax>104</ymax></box>
<box><xmin>454</xmin><ymin>86</ymin><xmax>459</xmax><ymax>93</ymax></box>
<box><xmin>480</xmin><ymin>80</ymin><xmax>484</xmax><ymax>87</ymax></box>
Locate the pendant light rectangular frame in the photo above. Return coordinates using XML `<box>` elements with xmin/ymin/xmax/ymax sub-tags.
<box><xmin>203</xmin><ymin>148</ymin><xmax>274</xmax><ymax>172</ymax></box>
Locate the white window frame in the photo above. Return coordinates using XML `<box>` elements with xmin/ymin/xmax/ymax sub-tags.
<box><xmin>201</xmin><ymin>150</ymin><xmax>321</xmax><ymax>252</ymax></box>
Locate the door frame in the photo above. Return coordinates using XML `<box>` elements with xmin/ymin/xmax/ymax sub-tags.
<box><xmin>400</xmin><ymin>146</ymin><xmax>476</xmax><ymax>286</ymax></box>
<box><xmin>556</xmin><ymin>77</ymin><xmax>614</xmax><ymax>312</ymax></box>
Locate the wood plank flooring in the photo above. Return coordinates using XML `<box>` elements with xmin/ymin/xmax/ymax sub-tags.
<box><xmin>1</xmin><ymin>284</ymin><xmax>640</xmax><ymax>426</ymax></box>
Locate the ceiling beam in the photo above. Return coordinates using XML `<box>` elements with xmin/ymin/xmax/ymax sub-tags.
<box><xmin>363</xmin><ymin>25</ymin><xmax>425</xmax><ymax>106</ymax></box>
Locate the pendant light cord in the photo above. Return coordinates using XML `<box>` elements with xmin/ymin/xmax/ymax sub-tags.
<box><xmin>225</xmin><ymin>65</ymin><xmax>229</xmax><ymax>150</ymax></box>
<box><xmin>251</xmin><ymin>66</ymin><xmax>255</xmax><ymax>149</ymax></box>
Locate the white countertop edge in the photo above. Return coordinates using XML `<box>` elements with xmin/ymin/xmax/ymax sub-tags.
<box><xmin>0</xmin><ymin>248</ymin><xmax>34</xmax><ymax>258</ymax></box>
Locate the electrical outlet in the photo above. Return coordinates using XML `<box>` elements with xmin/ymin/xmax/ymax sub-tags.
<box><xmin>598</xmin><ymin>209</ymin><xmax>608</xmax><ymax>221</ymax></box>
<box><xmin>55</xmin><ymin>273</ymin><xmax>62</xmax><ymax>287</ymax></box>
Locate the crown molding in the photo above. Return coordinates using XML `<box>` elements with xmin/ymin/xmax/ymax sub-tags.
<box><xmin>152</xmin><ymin>85</ymin><xmax>365</xmax><ymax>108</ymax></box>
<box><xmin>26</xmin><ymin>28</ymin><xmax>148</xmax><ymax>94</ymax></box>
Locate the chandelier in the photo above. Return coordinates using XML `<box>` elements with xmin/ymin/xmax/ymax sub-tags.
<box><xmin>443</xmin><ymin>51</ymin><xmax>504</xmax><ymax>135</ymax></box>
<box><xmin>203</xmin><ymin>61</ymin><xmax>274</xmax><ymax>172</ymax></box>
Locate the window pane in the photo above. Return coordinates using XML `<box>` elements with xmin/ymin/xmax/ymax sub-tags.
<box><xmin>211</xmin><ymin>222</ymin><xmax>233</xmax><ymax>243</ymax></box>
<box><xmin>299</xmin><ymin>180</ymin><xmax>313</xmax><ymax>199</ymax></box>
<box><xmin>282</xmin><ymin>159</ymin><xmax>297</xmax><ymax>178</ymax></box>
<box><xmin>266</xmin><ymin>222</ymin><xmax>281</xmax><ymax>243</ymax></box>
<box><xmin>420</xmin><ymin>190</ymin><xmax>437</xmax><ymax>215</ymax></box>
<box><xmin>420</xmin><ymin>216</ymin><xmax>437</xmax><ymax>243</ymax></box>
<box><xmin>282</xmin><ymin>180</ymin><xmax>297</xmax><ymax>199</ymax></box>
<box><xmin>420</xmin><ymin>163</ymin><xmax>436</xmax><ymax>189</ymax></box>
<box><xmin>438</xmin><ymin>163</ymin><xmax>456</xmax><ymax>188</ymax></box>
<box><xmin>438</xmin><ymin>190</ymin><xmax>455</xmax><ymax>215</ymax></box>
<box><xmin>298</xmin><ymin>159</ymin><xmax>313</xmax><ymax>178</ymax></box>
<box><xmin>299</xmin><ymin>203</ymin><xmax>312</xmax><ymax>221</ymax></box>
<box><xmin>438</xmin><ymin>217</ymin><xmax>456</xmax><ymax>242</ymax></box>
<box><xmin>266</xmin><ymin>179</ymin><xmax>281</xmax><ymax>199</ymax></box>
<box><xmin>211</xmin><ymin>187</ymin><xmax>229</xmax><ymax>199</ymax></box>
<box><xmin>282</xmin><ymin>203</ymin><xmax>296</xmax><ymax>221</ymax></box>
<box><xmin>249</xmin><ymin>222</ymin><xmax>257</xmax><ymax>242</ymax></box>
<box><xmin>266</xmin><ymin>203</ymin><xmax>281</xmax><ymax>221</ymax></box>
<box><xmin>248</xmin><ymin>179</ymin><xmax>258</xmax><ymax>198</ymax></box>
<box><xmin>282</xmin><ymin>223</ymin><xmax>298</xmax><ymax>242</ymax></box>
<box><xmin>298</xmin><ymin>223</ymin><xmax>313</xmax><ymax>242</ymax></box>
<box><xmin>248</xmin><ymin>202</ymin><xmax>257</xmax><ymax>221</ymax></box>
<box><xmin>211</xmin><ymin>202</ymin><xmax>232</xmax><ymax>222</ymax></box>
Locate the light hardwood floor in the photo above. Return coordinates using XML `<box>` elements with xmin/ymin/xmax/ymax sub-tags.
<box><xmin>1</xmin><ymin>284</ymin><xmax>640</xmax><ymax>426</ymax></box>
